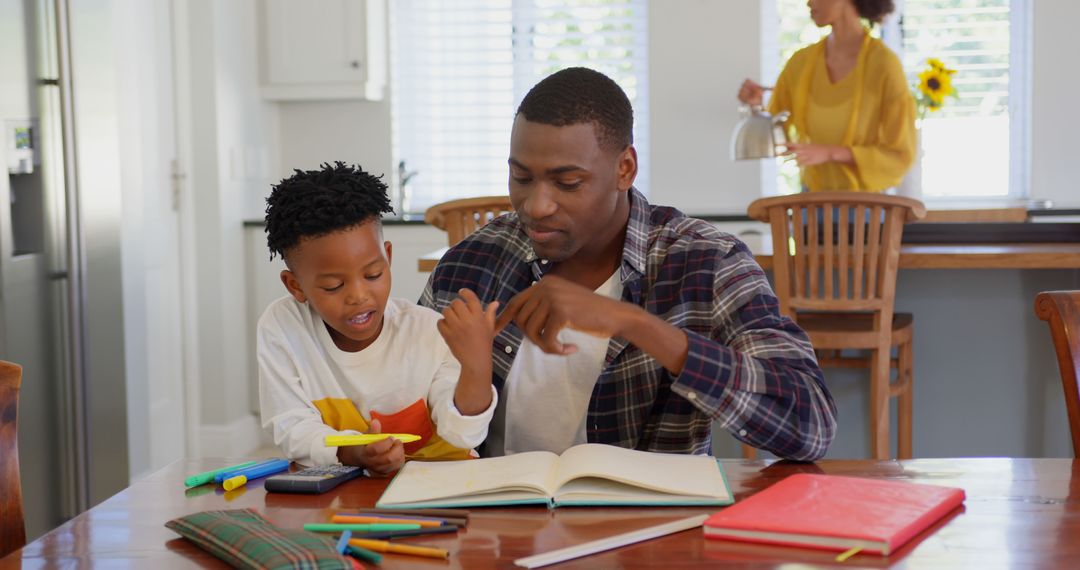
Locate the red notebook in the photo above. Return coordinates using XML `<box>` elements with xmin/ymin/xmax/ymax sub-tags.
<box><xmin>703</xmin><ymin>473</ymin><xmax>965</xmax><ymax>556</ymax></box>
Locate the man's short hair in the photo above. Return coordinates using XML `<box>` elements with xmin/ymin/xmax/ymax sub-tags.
<box><xmin>264</xmin><ymin>161</ymin><xmax>394</xmax><ymax>260</ymax></box>
<box><xmin>515</xmin><ymin>67</ymin><xmax>633</xmax><ymax>152</ymax></box>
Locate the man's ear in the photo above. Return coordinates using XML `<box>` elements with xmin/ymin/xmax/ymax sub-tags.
<box><xmin>280</xmin><ymin>269</ymin><xmax>306</xmax><ymax>303</ymax></box>
<box><xmin>384</xmin><ymin>241</ymin><xmax>393</xmax><ymax>266</ymax></box>
<box><xmin>616</xmin><ymin>145</ymin><xmax>638</xmax><ymax>192</ymax></box>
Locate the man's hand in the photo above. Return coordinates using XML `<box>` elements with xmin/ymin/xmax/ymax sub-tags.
<box><xmin>336</xmin><ymin>419</ymin><xmax>404</xmax><ymax>476</ymax></box>
<box><xmin>496</xmin><ymin>274</ymin><xmax>690</xmax><ymax>375</ymax></box>
<box><xmin>494</xmin><ymin>275</ymin><xmax>635</xmax><ymax>355</ymax></box>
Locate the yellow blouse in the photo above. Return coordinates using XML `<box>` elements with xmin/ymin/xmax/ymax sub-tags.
<box><xmin>768</xmin><ymin>34</ymin><xmax>916</xmax><ymax>192</ymax></box>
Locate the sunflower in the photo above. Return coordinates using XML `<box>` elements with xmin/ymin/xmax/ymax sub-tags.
<box><xmin>913</xmin><ymin>58</ymin><xmax>958</xmax><ymax>117</ymax></box>
<box><xmin>919</xmin><ymin>68</ymin><xmax>954</xmax><ymax>106</ymax></box>
<box><xmin>926</xmin><ymin>57</ymin><xmax>947</xmax><ymax>72</ymax></box>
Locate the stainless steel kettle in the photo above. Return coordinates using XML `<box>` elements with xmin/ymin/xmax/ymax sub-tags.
<box><xmin>730</xmin><ymin>106</ymin><xmax>790</xmax><ymax>160</ymax></box>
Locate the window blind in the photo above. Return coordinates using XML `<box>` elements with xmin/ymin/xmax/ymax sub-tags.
<box><xmin>900</xmin><ymin>0</ymin><xmax>1028</xmax><ymax>198</ymax></box>
<box><xmin>391</xmin><ymin>0</ymin><xmax>649</xmax><ymax>214</ymax></box>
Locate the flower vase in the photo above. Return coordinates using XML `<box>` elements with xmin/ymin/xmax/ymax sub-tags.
<box><xmin>897</xmin><ymin>127</ymin><xmax>923</xmax><ymax>199</ymax></box>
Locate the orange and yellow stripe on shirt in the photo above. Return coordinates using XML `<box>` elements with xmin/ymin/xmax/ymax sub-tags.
<box><xmin>312</xmin><ymin>397</ymin><xmax>475</xmax><ymax>461</ymax></box>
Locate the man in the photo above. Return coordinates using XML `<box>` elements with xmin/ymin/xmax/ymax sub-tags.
<box><xmin>421</xmin><ymin>67</ymin><xmax>836</xmax><ymax>461</ymax></box>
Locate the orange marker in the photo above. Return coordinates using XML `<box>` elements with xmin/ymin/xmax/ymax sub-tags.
<box><xmin>332</xmin><ymin>515</ymin><xmax>443</xmax><ymax>528</ymax></box>
<box><xmin>348</xmin><ymin>538</ymin><xmax>449</xmax><ymax>559</ymax></box>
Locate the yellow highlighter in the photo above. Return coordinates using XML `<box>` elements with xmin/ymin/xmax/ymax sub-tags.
<box><xmin>325</xmin><ymin>434</ymin><xmax>422</xmax><ymax>447</ymax></box>
<box><xmin>222</xmin><ymin>475</ymin><xmax>247</xmax><ymax>492</ymax></box>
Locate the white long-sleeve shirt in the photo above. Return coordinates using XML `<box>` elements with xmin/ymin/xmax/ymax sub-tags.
<box><xmin>257</xmin><ymin>296</ymin><xmax>496</xmax><ymax>466</ymax></box>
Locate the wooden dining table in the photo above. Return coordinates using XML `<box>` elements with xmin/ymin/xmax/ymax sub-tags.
<box><xmin>4</xmin><ymin>457</ymin><xmax>1079</xmax><ymax>568</ymax></box>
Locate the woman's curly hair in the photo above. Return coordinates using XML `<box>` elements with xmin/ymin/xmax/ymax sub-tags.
<box><xmin>854</xmin><ymin>0</ymin><xmax>895</xmax><ymax>23</ymax></box>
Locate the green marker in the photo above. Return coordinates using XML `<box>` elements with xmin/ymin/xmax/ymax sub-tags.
<box><xmin>184</xmin><ymin>460</ymin><xmax>259</xmax><ymax>487</ymax></box>
<box><xmin>346</xmin><ymin>545</ymin><xmax>383</xmax><ymax>564</ymax></box>
<box><xmin>304</xmin><ymin>523</ymin><xmax>422</xmax><ymax>533</ymax></box>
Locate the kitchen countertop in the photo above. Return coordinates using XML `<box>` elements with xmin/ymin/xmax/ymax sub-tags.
<box><xmin>242</xmin><ymin>204</ymin><xmax>1080</xmax><ymax>228</ymax></box>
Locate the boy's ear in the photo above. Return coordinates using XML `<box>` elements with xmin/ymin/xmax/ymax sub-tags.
<box><xmin>280</xmin><ymin>269</ymin><xmax>306</xmax><ymax>303</ymax></box>
<box><xmin>384</xmin><ymin>241</ymin><xmax>393</xmax><ymax>266</ymax></box>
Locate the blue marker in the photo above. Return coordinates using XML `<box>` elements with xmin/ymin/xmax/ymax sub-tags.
<box><xmin>336</xmin><ymin>530</ymin><xmax>352</xmax><ymax>554</ymax></box>
<box><xmin>214</xmin><ymin>458</ymin><xmax>290</xmax><ymax>483</ymax></box>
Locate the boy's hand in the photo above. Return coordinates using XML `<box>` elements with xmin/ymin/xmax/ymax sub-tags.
<box><xmin>336</xmin><ymin>419</ymin><xmax>405</xmax><ymax>476</ymax></box>
<box><xmin>437</xmin><ymin>289</ymin><xmax>499</xmax><ymax>375</ymax></box>
<box><xmin>438</xmin><ymin>289</ymin><xmax>498</xmax><ymax>415</ymax></box>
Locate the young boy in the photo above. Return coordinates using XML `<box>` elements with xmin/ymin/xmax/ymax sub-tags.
<box><xmin>258</xmin><ymin>162</ymin><xmax>498</xmax><ymax>474</ymax></box>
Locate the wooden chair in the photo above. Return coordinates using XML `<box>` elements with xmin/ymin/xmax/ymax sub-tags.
<box><xmin>1034</xmin><ymin>291</ymin><xmax>1080</xmax><ymax>456</ymax></box>
<box><xmin>1</xmin><ymin>360</ymin><xmax>26</xmax><ymax>557</ymax></box>
<box><xmin>424</xmin><ymin>196</ymin><xmax>514</xmax><ymax>247</ymax></box>
<box><xmin>746</xmin><ymin>192</ymin><xmax>926</xmax><ymax>460</ymax></box>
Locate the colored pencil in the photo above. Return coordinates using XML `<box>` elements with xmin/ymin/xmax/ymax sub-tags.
<box><xmin>337</xmin><ymin>512</ymin><xmax>463</xmax><ymax>527</ymax></box>
<box><xmin>332</xmin><ymin>515</ymin><xmax>444</xmax><ymax>528</ymax></box>
<box><xmin>342</xmin><ymin>508</ymin><xmax>469</xmax><ymax>522</ymax></box>
<box><xmin>351</xmin><ymin>526</ymin><xmax>459</xmax><ymax>540</ymax></box>
<box><xmin>348</xmin><ymin>538</ymin><xmax>449</xmax><ymax>559</ymax></box>
<box><xmin>304</xmin><ymin>523</ymin><xmax>421</xmax><ymax>533</ymax></box>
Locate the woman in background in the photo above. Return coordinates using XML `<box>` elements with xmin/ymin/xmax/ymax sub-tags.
<box><xmin>739</xmin><ymin>0</ymin><xmax>915</xmax><ymax>192</ymax></box>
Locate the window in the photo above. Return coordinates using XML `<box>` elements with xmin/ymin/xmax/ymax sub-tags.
<box><xmin>900</xmin><ymin>0</ymin><xmax>1029</xmax><ymax>199</ymax></box>
<box><xmin>391</xmin><ymin>0</ymin><xmax>649</xmax><ymax>215</ymax></box>
<box><xmin>764</xmin><ymin>0</ymin><xmax>1030</xmax><ymax>199</ymax></box>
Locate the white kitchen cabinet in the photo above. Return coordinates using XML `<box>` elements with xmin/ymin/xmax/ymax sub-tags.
<box><xmin>259</xmin><ymin>0</ymin><xmax>387</xmax><ymax>101</ymax></box>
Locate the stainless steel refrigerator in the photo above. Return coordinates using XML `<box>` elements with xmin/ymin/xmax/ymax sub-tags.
<box><xmin>1</xmin><ymin>0</ymin><xmax>128</xmax><ymax>540</ymax></box>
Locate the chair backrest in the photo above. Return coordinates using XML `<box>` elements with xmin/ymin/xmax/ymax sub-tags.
<box><xmin>0</xmin><ymin>360</ymin><xmax>25</xmax><ymax>557</ymax></box>
<box><xmin>747</xmin><ymin>192</ymin><xmax>926</xmax><ymax>318</ymax></box>
<box><xmin>424</xmin><ymin>196</ymin><xmax>514</xmax><ymax>247</ymax></box>
<box><xmin>1034</xmin><ymin>291</ymin><xmax>1080</xmax><ymax>457</ymax></box>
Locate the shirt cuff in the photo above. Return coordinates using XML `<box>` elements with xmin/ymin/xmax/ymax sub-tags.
<box><xmin>671</xmin><ymin>329</ymin><xmax>734</xmax><ymax>415</ymax></box>
<box><xmin>436</xmin><ymin>385</ymin><xmax>498</xmax><ymax>449</ymax></box>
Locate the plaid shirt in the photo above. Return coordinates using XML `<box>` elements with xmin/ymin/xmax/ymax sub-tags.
<box><xmin>420</xmin><ymin>189</ymin><xmax>836</xmax><ymax>460</ymax></box>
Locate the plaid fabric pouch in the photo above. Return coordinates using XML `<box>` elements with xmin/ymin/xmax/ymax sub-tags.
<box><xmin>166</xmin><ymin>508</ymin><xmax>356</xmax><ymax>569</ymax></box>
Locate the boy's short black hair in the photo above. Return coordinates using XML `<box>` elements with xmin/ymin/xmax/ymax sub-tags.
<box><xmin>264</xmin><ymin>161</ymin><xmax>394</xmax><ymax>261</ymax></box>
<box><xmin>515</xmin><ymin>66</ymin><xmax>633</xmax><ymax>152</ymax></box>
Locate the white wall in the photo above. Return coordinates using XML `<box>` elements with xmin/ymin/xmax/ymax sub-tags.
<box><xmin>274</xmin><ymin>100</ymin><xmax>394</xmax><ymax>201</ymax></box>
<box><xmin>1030</xmin><ymin>1</ymin><xmax>1080</xmax><ymax>204</ymax></box>
<box><xmin>647</xmin><ymin>0</ymin><xmax>764</xmax><ymax>214</ymax></box>
<box><xmin>179</xmin><ymin>0</ymin><xmax>278</xmax><ymax>455</ymax></box>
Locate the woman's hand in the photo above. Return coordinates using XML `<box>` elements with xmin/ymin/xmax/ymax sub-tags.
<box><xmin>783</xmin><ymin>143</ymin><xmax>854</xmax><ymax>166</ymax></box>
<box><xmin>738</xmin><ymin>79</ymin><xmax>766</xmax><ymax>106</ymax></box>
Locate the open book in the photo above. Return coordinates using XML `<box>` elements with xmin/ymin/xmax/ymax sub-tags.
<box><xmin>375</xmin><ymin>443</ymin><xmax>732</xmax><ymax>509</ymax></box>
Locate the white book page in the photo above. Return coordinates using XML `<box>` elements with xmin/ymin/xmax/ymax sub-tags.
<box><xmin>553</xmin><ymin>444</ymin><xmax>729</xmax><ymax>500</ymax></box>
<box><xmin>378</xmin><ymin>451</ymin><xmax>560</xmax><ymax>506</ymax></box>
<box><xmin>555</xmin><ymin>477</ymin><xmax>719</xmax><ymax>503</ymax></box>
